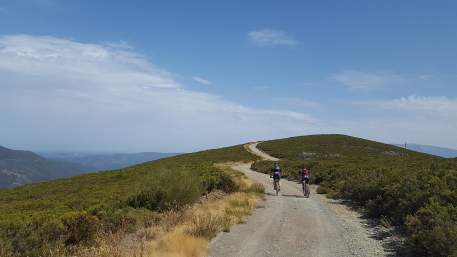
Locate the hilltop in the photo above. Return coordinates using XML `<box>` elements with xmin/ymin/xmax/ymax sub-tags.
<box><xmin>259</xmin><ymin>134</ymin><xmax>436</xmax><ymax>160</ymax></box>
<box><xmin>0</xmin><ymin>146</ymin><xmax>82</xmax><ymax>188</ymax></box>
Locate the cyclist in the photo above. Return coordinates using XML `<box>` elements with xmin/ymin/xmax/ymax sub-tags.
<box><xmin>270</xmin><ymin>162</ymin><xmax>282</xmax><ymax>194</ymax></box>
<box><xmin>301</xmin><ymin>165</ymin><xmax>311</xmax><ymax>197</ymax></box>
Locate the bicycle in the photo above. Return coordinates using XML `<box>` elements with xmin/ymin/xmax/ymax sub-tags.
<box><xmin>302</xmin><ymin>178</ymin><xmax>310</xmax><ymax>198</ymax></box>
<box><xmin>273</xmin><ymin>179</ymin><xmax>280</xmax><ymax>196</ymax></box>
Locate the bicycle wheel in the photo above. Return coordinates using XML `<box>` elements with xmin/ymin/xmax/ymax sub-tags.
<box><xmin>305</xmin><ymin>183</ymin><xmax>310</xmax><ymax>198</ymax></box>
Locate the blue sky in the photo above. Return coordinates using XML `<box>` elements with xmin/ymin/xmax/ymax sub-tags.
<box><xmin>0</xmin><ymin>0</ymin><xmax>456</xmax><ymax>152</ymax></box>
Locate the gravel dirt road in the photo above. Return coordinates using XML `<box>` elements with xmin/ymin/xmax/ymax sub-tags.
<box><xmin>208</xmin><ymin>143</ymin><xmax>387</xmax><ymax>257</ymax></box>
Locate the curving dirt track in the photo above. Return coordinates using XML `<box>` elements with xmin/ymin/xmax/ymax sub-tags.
<box><xmin>208</xmin><ymin>143</ymin><xmax>387</xmax><ymax>257</ymax></box>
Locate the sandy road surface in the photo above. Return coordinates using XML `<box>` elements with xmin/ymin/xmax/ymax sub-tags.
<box><xmin>209</xmin><ymin>143</ymin><xmax>386</xmax><ymax>257</ymax></box>
<box><xmin>246</xmin><ymin>142</ymin><xmax>279</xmax><ymax>161</ymax></box>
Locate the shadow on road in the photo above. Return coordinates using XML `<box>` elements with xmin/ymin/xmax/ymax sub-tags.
<box><xmin>280</xmin><ymin>194</ymin><xmax>306</xmax><ymax>198</ymax></box>
<box><xmin>264</xmin><ymin>192</ymin><xmax>307</xmax><ymax>198</ymax></box>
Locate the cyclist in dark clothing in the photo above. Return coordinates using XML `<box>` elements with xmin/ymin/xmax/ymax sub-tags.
<box><xmin>301</xmin><ymin>165</ymin><xmax>311</xmax><ymax>197</ymax></box>
<box><xmin>271</xmin><ymin>162</ymin><xmax>282</xmax><ymax>193</ymax></box>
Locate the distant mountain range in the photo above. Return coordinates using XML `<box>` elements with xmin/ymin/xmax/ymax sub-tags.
<box><xmin>40</xmin><ymin>151</ymin><xmax>179</xmax><ymax>172</ymax></box>
<box><xmin>0</xmin><ymin>146</ymin><xmax>82</xmax><ymax>188</ymax></box>
<box><xmin>394</xmin><ymin>144</ymin><xmax>457</xmax><ymax>158</ymax></box>
<box><xmin>0</xmin><ymin>145</ymin><xmax>179</xmax><ymax>188</ymax></box>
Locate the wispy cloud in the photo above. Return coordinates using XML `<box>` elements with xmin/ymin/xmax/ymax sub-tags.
<box><xmin>330</xmin><ymin>70</ymin><xmax>406</xmax><ymax>90</ymax></box>
<box><xmin>378</xmin><ymin>95</ymin><xmax>457</xmax><ymax>115</ymax></box>
<box><xmin>330</xmin><ymin>70</ymin><xmax>436</xmax><ymax>90</ymax></box>
<box><xmin>192</xmin><ymin>76</ymin><xmax>211</xmax><ymax>85</ymax></box>
<box><xmin>0</xmin><ymin>35</ymin><xmax>315</xmax><ymax>152</ymax></box>
<box><xmin>248</xmin><ymin>29</ymin><xmax>299</xmax><ymax>47</ymax></box>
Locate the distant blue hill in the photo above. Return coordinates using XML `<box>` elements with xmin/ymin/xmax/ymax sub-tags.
<box><xmin>0</xmin><ymin>146</ymin><xmax>180</xmax><ymax>188</ymax></box>
<box><xmin>40</xmin><ymin>151</ymin><xmax>180</xmax><ymax>172</ymax></box>
<box><xmin>0</xmin><ymin>146</ymin><xmax>82</xmax><ymax>188</ymax></box>
<box><xmin>394</xmin><ymin>144</ymin><xmax>457</xmax><ymax>158</ymax></box>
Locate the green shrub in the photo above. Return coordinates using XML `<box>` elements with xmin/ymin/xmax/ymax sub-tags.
<box><xmin>127</xmin><ymin>170</ymin><xmax>203</xmax><ymax>211</ymax></box>
<box><xmin>0</xmin><ymin>216</ymin><xmax>65</xmax><ymax>257</ymax></box>
<box><xmin>127</xmin><ymin>189</ymin><xmax>168</xmax><ymax>211</ymax></box>
<box><xmin>61</xmin><ymin>211</ymin><xmax>99</xmax><ymax>245</ymax></box>
<box><xmin>199</xmin><ymin>167</ymin><xmax>238</xmax><ymax>193</ymax></box>
<box><xmin>406</xmin><ymin>201</ymin><xmax>457</xmax><ymax>257</ymax></box>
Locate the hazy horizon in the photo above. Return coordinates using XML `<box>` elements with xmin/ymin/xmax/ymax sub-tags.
<box><xmin>3</xmin><ymin>136</ymin><xmax>457</xmax><ymax>156</ymax></box>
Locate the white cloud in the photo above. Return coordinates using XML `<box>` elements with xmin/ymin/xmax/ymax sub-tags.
<box><xmin>0</xmin><ymin>35</ymin><xmax>316</xmax><ymax>152</ymax></box>
<box><xmin>192</xmin><ymin>76</ymin><xmax>211</xmax><ymax>85</ymax></box>
<box><xmin>378</xmin><ymin>95</ymin><xmax>457</xmax><ymax>116</ymax></box>
<box><xmin>345</xmin><ymin>95</ymin><xmax>457</xmax><ymax>148</ymax></box>
<box><xmin>330</xmin><ymin>70</ymin><xmax>406</xmax><ymax>89</ymax></box>
<box><xmin>248</xmin><ymin>29</ymin><xmax>299</xmax><ymax>47</ymax></box>
<box><xmin>2</xmin><ymin>35</ymin><xmax>455</xmax><ymax>151</ymax></box>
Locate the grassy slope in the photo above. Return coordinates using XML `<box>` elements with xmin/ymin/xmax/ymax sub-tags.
<box><xmin>254</xmin><ymin>134</ymin><xmax>440</xmax><ymax>185</ymax></box>
<box><xmin>254</xmin><ymin>134</ymin><xmax>457</xmax><ymax>257</ymax></box>
<box><xmin>0</xmin><ymin>144</ymin><xmax>257</xmax><ymax>256</ymax></box>
<box><xmin>259</xmin><ymin>134</ymin><xmax>435</xmax><ymax>159</ymax></box>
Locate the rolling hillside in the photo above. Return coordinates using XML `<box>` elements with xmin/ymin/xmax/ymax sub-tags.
<box><xmin>253</xmin><ymin>134</ymin><xmax>457</xmax><ymax>257</ymax></box>
<box><xmin>0</xmin><ymin>146</ymin><xmax>82</xmax><ymax>188</ymax></box>
<box><xmin>0</xmin><ymin>144</ymin><xmax>257</xmax><ymax>257</ymax></box>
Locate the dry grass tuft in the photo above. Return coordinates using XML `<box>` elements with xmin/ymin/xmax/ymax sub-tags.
<box><xmin>186</xmin><ymin>213</ymin><xmax>228</xmax><ymax>239</ymax></box>
<box><xmin>161</xmin><ymin>209</ymin><xmax>189</xmax><ymax>232</ymax></box>
<box><xmin>246</xmin><ymin>182</ymin><xmax>265</xmax><ymax>194</ymax></box>
<box><xmin>147</xmin><ymin>229</ymin><xmax>208</xmax><ymax>257</ymax></box>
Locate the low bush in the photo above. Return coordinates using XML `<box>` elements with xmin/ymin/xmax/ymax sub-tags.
<box><xmin>199</xmin><ymin>167</ymin><xmax>238</xmax><ymax>193</ymax></box>
<box><xmin>0</xmin><ymin>216</ymin><xmax>66</xmax><ymax>257</ymax></box>
<box><xmin>61</xmin><ymin>211</ymin><xmax>99</xmax><ymax>245</ymax></box>
<box><xmin>406</xmin><ymin>201</ymin><xmax>457</xmax><ymax>257</ymax></box>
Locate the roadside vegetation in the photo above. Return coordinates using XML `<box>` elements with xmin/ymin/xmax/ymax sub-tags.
<box><xmin>0</xmin><ymin>145</ymin><xmax>263</xmax><ymax>257</ymax></box>
<box><xmin>253</xmin><ymin>134</ymin><xmax>457</xmax><ymax>257</ymax></box>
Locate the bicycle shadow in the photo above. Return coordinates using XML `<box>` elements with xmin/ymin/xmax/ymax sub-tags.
<box><xmin>281</xmin><ymin>194</ymin><xmax>307</xmax><ymax>198</ymax></box>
